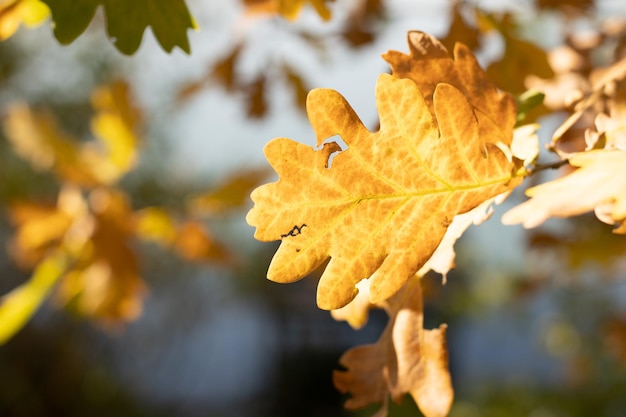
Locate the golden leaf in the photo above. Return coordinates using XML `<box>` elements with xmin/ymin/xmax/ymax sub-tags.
<box><xmin>243</xmin><ymin>0</ymin><xmax>333</xmax><ymax>21</ymax></box>
<box><xmin>247</xmin><ymin>69</ymin><xmax>521</xmax><ymax>310</ymax></box>
<box><xmin>333</xmin><ymin>276</ymin><xmax>453</xmax><ymax>417</ymax></box>
<box><xmin>382</xmin><ymin>31</ymin><xmax>517</xmax><ymax>148</ymax></box>
<box><xmin>502</xmin><ymin>150</ymin><xmax>626</xmax><ymax>233</ymax></box>
<box><xmin>133</xmin><ymin>207</ymin><xmax>178</xmax><ymax>245</ymax></box>
<box><xmin>0</xmin><ymin>0</ymin><xmax>49</xmax><ymax>41</ymax></box>
<box><xmin>174</xmin><ymin>221</ymin><xmax>232</xmax><ymax>264</ymax></box>
<box><xmin>3</xmin><ymin>80</ymin><xmax>141</xmax><ymax>187</ymax></box>
<box><xmin>56</xmin><ymin>189</ymin><xmax>145</xmax><ymax>323</ymax></box>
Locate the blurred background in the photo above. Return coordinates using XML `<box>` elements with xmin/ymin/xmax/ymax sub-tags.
<box><xmin>3</xmin><ymin>0</ymin><xmax>626</xmax><ymax>416</ymax></box>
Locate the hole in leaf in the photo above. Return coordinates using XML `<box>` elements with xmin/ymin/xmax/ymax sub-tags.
<box><xmin>314</xmin><ymin>135</ymin><xmax>347</xmax><ymax>169</ymax></box>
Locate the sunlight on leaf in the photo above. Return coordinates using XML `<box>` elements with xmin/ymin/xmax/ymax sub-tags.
<box><xmin>248</xmin><ymin>32</ymin><xmax>522</xmax><ymax>310</ymax></box>
<box><xmin>3</xmin><ymin>80</ymin><xmax>141</xmax><ymax>187</ymax></box>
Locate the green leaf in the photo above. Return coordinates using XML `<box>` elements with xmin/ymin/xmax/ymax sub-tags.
<box><xmin>0</xmin><ymin>252</ymin><xmax>68</xmax><ymax>345</ymax></box>
<box><xmin>516</xmin><ymin>90</ymin><xmax>545</xmax><ymax>124</ymax></box>
<box><xmin>41</xmin><ymin>0</ymin><xmax>100</xmax><ymax>44</ymax></box>
<box><xmin>41</xmin><ymin>0</ymin><xmax>195</xmax><ymax>55</ymax></box>
<box><xmin>103</xmin><ymin>0</ymin><xmax>194</xmax><ymax>55</ymax></box>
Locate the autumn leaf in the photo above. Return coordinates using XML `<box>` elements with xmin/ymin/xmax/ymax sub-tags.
<box><xmin>551</xmin><ymin>58</ymin><xmax>626</xmax><ymax>148</ymax></box>
<box><xmin>332</xmin><ymin>124</ymin><xmax>538</xmax><ymax>330</ymax></box>
<box><xmin>41</xmin><ymin>0</ymin><xmax>195</xmax><ymax>54</ymax></box>
<box><xmin>0</xmin><ymin>251</ymin><xmax>68</xmax><ymax>345</ymax></box>
<box><xmin>3</xmin><ymin>80</ymin><xmax>141</xmax><ymax>187</ymax></box>
<box><xmin>333</xmin><ymin>276</ymin><xmax>453</xmax><ymax>417</ymax></box>
<box><xmin>244</xmin><ymin>0</ymin><xmax>334</xmax><ymax>21</ymax></box>
<box><xmin>0</xmin><ymin>0</ymin><xmax>49</xmax><ymax>40</ymax></box>
<box><xmin>438</xmin><ymin>1</ymin><xmax>481</xmax><ymax>53</ymax></box>
<box><xmin>247</xmin><ymin>68</ymin><xmax>521</xmax><ymax>310</ymax></box>
<box><xmin>189</xmin><ymin>168</ymin><xmax>271</xmax><ymax>216</ymax></box>
<box><xmin>56</xmin><ymin>189</ymin><xmax>145</xmax><ymax>323</ymax></box>
<box><xmin>502</xmin><ymin>150</ymin><xmax>626</xmax><ymax>233</ymax></box>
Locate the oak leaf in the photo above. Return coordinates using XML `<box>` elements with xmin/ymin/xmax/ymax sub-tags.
<box><xmin>502</xmin><ymin>150</ymin><xmax>626</xmax><ymax>233</ymax></box>
<box><xmin>333</xmin><ymin>276</ymin><xmax>453</xmax><ymax>417</ymax></box>
<box><xmin>247</xmin><ymin>70</ymin><xmax>521</xmax><ymax>310</ymax></box>
<box><xmin>382</xmin><ymin>32</ymin><xmax>516</xmax><ymax>143</ymax></box>
<box><xmin>331</xmin><ymin>124</ymin><xmax>539</xmax><ymax>329</ymax></box>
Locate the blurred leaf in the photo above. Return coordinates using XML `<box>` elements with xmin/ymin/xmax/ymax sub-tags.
<box><xmin>516</xmin><ymin>90</ymin><xmax>545</xmax><ymax>124</ymax></box>
<box><xmin>133</xmin><ymin>207</ymin><xmax>178</xmax><ymax>245</ymax></box>
<box><xmin>103</xmin><ymin>0</ymin><xmax>194</xmax><ymax>54</ymax></box>
<box><xmin>340</xmin><ymin>0</ymin><xmax>383</xmax><ymax>47</ymax></box>
<box><xmin>439</xmin><ymin>1</ymin><xmax>481</xmax><ymax>52</ymax></box>
<box><xmin>177</xmin><ymin>43</ymin><xmax>243</xmax><ymax>103</ymax></box>
<box><xmin>334</xmin><ymin>277</ymin><xmax>453</xmax><ymax>417</ymax></box>
<box><xmin>41</xmin><ymin>0</ymin><xmax>195</xmax><ymax>54</ymax></box>
<box><xmin>535</xmin><ymin>0</ymin><xmax>594</xmax><ymax>14</ymax></box>
<box><xmin>245</xmin><ymin>75</ymin><xmax>267</xmax><ymax>119</ymax></box>
<box><xmin>503</xmin><ymin>150</ymin><xmax>626</xmax><ymax>232</ymax></box>
<box><xmin>173</xmin><ymin>221</ymin><xmax>231</xmax><ymax>264</ymax></box>
<box><xmin>89</xmin><ymin>81</ymin><xmax>142</xmax><ymax>177</ymax></box>
<box><xmin>283</xmin><ymin>64</ymin><xmax>309</xmax><ymax>111</ymax></box>
<box><xmin>244</xmin><ymin>0</ymin><xmax>334</xmax><ymax>21</ymax></box>
<box><xmin>189</xmin><ymin>168</ymin><xmax>270</xmax><ymax>216</ymax></box>
<box><xmin>0</xmin><ymin>0</ymin><xmax>50</xmax><ymax>40</ymax></box>
<box><xmin>3</xmin><ymin>80</ymin><xmax>141</xmax><ymax>187</ymax></box>
<box><xmin>528</xmin><ymin>215</ymin><xmax>626</xmax><ymax>273</ymax></box>
<box><xmin>57</xmin><ymin>189</ymin><xmax>144</xmax><ymax>323</ymax></box>
<box><xmin>40</xmin><ymin>0</ymin><xmax>99</xmax><ymax>44</ymax></box>
<box><xmin>479</xmin><ymin>11</ymin><xmax>555</xmax><ymax>95</ymax></box>
<box><xmin>0</xmin><ymin>251</ymin><xmax>68</xmax><ymax>345</ymax></box>
<box><xmin>8</xmin><ymin>186</ymin><xmax>89</xmax><ymax>267</ymax></box>
<box><xmin>134</xmin><ymin>207</ymin><xmax>233</xmax><ymax>264</ymax></box>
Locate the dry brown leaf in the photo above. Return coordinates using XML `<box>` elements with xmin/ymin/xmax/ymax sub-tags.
<box><xmin>247</xmin><ymin>53</ymin><xmax>521</xmax><ymax>310</ymax></box>
<box><xmin>334</xmin><ymin>276</ymin><xmax>453</xmax><ymax>417</ymax></box>
<box><xmin>551</xmin><ymin>58</ymin><xmax>626</xmax><ymax>147</ymax></box>
<box><xmin>502</xmin><ymin>150</ymin><xmax>626</xmax><ymax>232</ymax></box>
<box><xmin>383</xmin><ymin>31</ymin><xmax>517</xmax><ymax>148</ymax></box>
<box><xmin>438</xmin><ymin>1</ymin><xmax>481</xmax><ymax>53</ymax></box>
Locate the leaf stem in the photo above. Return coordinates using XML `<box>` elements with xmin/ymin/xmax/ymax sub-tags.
<box><xmin>526</xmin><ymin>159</ymin><xmax>570</xmax><ymax>175</ymax></box>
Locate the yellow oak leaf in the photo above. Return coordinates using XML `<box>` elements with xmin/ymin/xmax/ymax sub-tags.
<box><xmin>502</xmin><ymin>150</ymin><xmax>626</xmax><ymax>233</ymax></box>
<box><xmin>333</xmin><ymin>276</ymin><xmax>453</xmax><ymax>417</ymax></box>
<box><xmin>247</xmin><ymin>70</ymin><xmax>522</xmax><ymax>310</ymax></box>
<box><xmin>331</xmin><ymin>124</ymin><xmax>538</xmax><ymax>330</ymax></box>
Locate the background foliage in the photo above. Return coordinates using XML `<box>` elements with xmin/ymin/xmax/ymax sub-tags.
<box><xmin>2</xmin><ymin>0</ymin><xmax>626</xmax><ymax>416</ymax></box>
